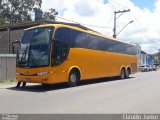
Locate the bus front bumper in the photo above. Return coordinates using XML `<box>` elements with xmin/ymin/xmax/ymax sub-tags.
<box><xmin>16</xmin><ymin>75</ymin><xmax>50</xmax><ymax>84</ymax></box>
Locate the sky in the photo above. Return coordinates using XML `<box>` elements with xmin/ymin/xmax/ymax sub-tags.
<box><xmin>41</xmin><ymin>0</ymin><xmax>160</xmax><ymax>54</ymax></box>
<box><xmin>130</xmin><ymin>0</ymin><xmax>155</xmax><ymax>10</ymax></box>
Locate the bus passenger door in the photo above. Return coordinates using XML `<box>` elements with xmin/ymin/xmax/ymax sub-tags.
<box><xmin>51</xmin><ymin>40</ymin><xmax>67</xmax><ymax>83</ymax></box>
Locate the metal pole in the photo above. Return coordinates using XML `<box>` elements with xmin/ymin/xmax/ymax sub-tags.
<box><xmin>9</xmin><ymin>4</ymin><xmax>13</xmax><ymax>54</ymax></box>
<box><xmin>8</xmin><ymin>27</ymin><xmax>11</xmax><ymax>54</ymax></box>
<box><xmin>113</xmin><ymin>11</ymin><xmax>116</xmax><ymax>38</ymax></box>
<box><xmin>116</xmin><ymin>21</ymin><xmax>134</xmax><ymax>36</ymax></box>
<box><xmin>113</xmin><ymin>9</ymin><xmax>130</xmax><ymax>38</ymax></box>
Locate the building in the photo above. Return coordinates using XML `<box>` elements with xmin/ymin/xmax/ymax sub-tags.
<box><xmin>140</xmin><ymin>51</ymin><xmax>154</xmax><ymax>66</ymax></box>
<box><xmin>0</xmin><ymin>20</ymin><xmax>77</xmax><ymax>54</ymax></box>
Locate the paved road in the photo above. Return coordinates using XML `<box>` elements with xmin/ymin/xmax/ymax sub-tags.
<box><xmin>0</xmin><ymin>70</ymin><xmax>160</xmax><ymax>113</ymax></box>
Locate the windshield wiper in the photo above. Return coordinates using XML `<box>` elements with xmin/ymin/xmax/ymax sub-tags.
<box><xmin>18</xmin><ymin>44</ymin><xmax>29</xmax><ymax>66</ymax></box>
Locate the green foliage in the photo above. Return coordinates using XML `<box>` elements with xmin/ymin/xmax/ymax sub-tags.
<box><xmin>0</xmin><ymin>0</ymin><xmax>42</xmax><ymax>24</ymax></box>
<box><xmin>42</xmin><ymin>8</ymin><xmax>58</xmax><ymax>20</ymax></box>
<box><xmin>34</xmin><ymin>8</ymin><xmax>43</xmax><ymax>21</ymax></box>
<box><xmin>34</xmin><ymin>8</ymin><xmax>58</xmax><ymax>21</ymax></box>
<box><xmin>0</xmin><ymin>0</ymin><xmax>58</xmax><ymax>26</ymax></box>
<box><xmin>0</xmin><ymin>17</ymin><xmax>6</xmax><ymax>26</ymax></box>
<box><xmin>0</xmin><ymin>80</ymin><xmax>17</xmax><ymax>83</ymax></box>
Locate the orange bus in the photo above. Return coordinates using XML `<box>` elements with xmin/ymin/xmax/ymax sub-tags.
<box><xmin>16</xmin><ymin>22</ymin><xmax>138</xmax><ymax>87</ymax></box>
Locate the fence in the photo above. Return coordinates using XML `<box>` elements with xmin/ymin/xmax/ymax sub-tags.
<box><xmin>0</xmin><ymin>54</ymin><xmax>16</xmax><ymax>80</ymax></box>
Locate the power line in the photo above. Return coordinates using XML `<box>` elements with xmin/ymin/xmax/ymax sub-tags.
<box><xmin>129</xmin><ymin>12</ymin><xmax>152</xmax><ymax>39</ymax></box>
<box><xmin>110</xmin><ymin>0</ymin><xmax>129</xmax><ymax>9</ymax></box>
<box><xmin>53</xmin><ymin>0</ymin><xmax>115</xmax><ymax>30</ymax></box>
<box><xmin>94</xmin><ymin>0</ymin><xmax>154</xmax><ymax>44</ymax></box>
<box><xmin>56</xmin><ymin>16</ymin><xmax>113</xmax><ymax>29</ymax></box>
<box><xmin>95</xmin><ymin>0</ymin><xmax>132</xmax><ymax>22</ymax></box>
<box><xmin>55</xmin><ymin>0</ymin><xmax>151</xmax><ymax>41</ymax></box>
<box><xmin>110</xmin><ymin>0</ymin><xmax>152</xmax><ymax>40</ymax></box>
<box><xmin>108</xmin><ymin>0</ymin><xmax>132</xmax><ymax>22</ymax></box>
<box><xmin>95</xmin><ymin>0</ymin><xmax>119</xmax><ymax>10</ymax></box>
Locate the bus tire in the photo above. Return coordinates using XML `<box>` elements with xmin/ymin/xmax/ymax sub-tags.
<box><xmin>125</xmin><ymin>69</ymin><xmax>130</xmax><ymax>79</ymax></box>
<box><xmin>120</xmin><ymin>68</ymin><xmax>125</xmax><ymax>79</ymax></box>
<box><xmin>68</xmin><ymin>70</ymin><xmax>80</xmax><ymax>87</ymax></box>
<box><xmin>22</xmin><ymin>82</ymin><xmax>26</xmax><ymax>87</ymax></box>
<box><xmin>16</xmin><ymin>82</ymin><xmax>21</xmax><ymax>88</ymax></box>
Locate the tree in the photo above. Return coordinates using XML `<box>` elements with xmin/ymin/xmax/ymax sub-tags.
<box><xmin>42</xmin><ymin>8</ymin><xmax>58</xmax><ymax>20</ymax></box>
<box><xmin>0</xmin><ymin>0</ymin><xmax>6</xmax><ymax>25</ymax></box>
<box><xmin>0</xmin><ymin>17</ymin><xmax>5</xmax><ymax>26</ymax></box>
<box><xmin>34</xmin><ymin>8</ymin><xmax>43</xmax><ymax>21</ymax></box>
<box><xmin>0</xmin><ymin>0</ymin><xmax>58</xmax><ymax>26</ymax></box>
<box><xmin>0</xmin><ymin>0</ymin><xmax>42</xmax><ymax>25</ymax></box>
<box><xmin>34</xmin><ymin>8</ymin><xmax>58</xmax><ymax>21</ymax></box>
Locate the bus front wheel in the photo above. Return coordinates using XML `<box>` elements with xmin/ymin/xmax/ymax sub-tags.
<box><xmin>68</xmin><ymin>70</ymin><xmax>80</xmax><ymax>87</ymax></box>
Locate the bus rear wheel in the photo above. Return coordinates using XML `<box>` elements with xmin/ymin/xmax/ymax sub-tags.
<box><xmin>68</xmin><ymin>70</ymin><xmax>80</xmax><ymax>87</ymax></box>
<box><xmin>125</xmin><ymin>69</ymin><xmax>130</xmax><ymax>79</ymax></box>
<box><xmin>120</xmin><ymin>69</ymin><xmax>125</xmax><ymax>79</ymax></box>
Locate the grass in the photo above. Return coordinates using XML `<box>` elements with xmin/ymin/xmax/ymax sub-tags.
<box><xmin>0</xmin><ymin>80</ymin><xmax>17</xmax><ymax>84</ymax></box>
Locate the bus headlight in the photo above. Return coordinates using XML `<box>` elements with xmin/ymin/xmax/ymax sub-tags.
<box><xmin>37</xmin><ymin>72</ymin><xmax>48</xmax><ymax>76</ymax></box>
<box><xmin>16</xmin><ymin>72</ymin><xmax>20</xmax><ymax>75</ymax></box>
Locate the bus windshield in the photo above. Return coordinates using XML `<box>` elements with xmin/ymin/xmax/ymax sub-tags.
<box><xmin>17</xmin><ymin>27</ymin><xmax>53</xmax><ymax>68</ymax></box>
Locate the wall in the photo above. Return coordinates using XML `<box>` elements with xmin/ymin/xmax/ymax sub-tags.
<box><xmin>140</xmin><ymin>53</ymin><xmax>154</xmax><ymax>66</ymax></box>
<box><xmin>141</xmin><ymin>53</ymin><xmax>147</xmax><ymax>65</ymax></box>
<box><xmin>0</xmin><ymin>29</ymin><xmax>23</xmax><ymax>54</ymax></box>
<box><xmin>146</xmin><ymin>55</ymin><xmax>154</xmax><ymax>66</ymax></box>
<box><xmin>0</xmin><ymin>54</ymin><xmax>16</xmax><ymax>80</ymax></box>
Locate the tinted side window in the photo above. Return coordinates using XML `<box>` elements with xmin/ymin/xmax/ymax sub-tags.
<box><xmin>111</xmin><ymin>41</ymin><xmax>127</xmax><ymax>53</ymax></box>
<box><xmin>55</xmin><ymin>28</ymin><xmax>70</xmax><ymax>48</ymax></box>
<box><xmin>98</xmin><ymin>36</ymin><xmax>137</xmax><ymax>55</ymax></box>
<box><xmin>98</xmin><ymin>37</ymin><xmax>108</xmax><ymax>51</ymax></box>
<box><xmin>70</xmin><ymin>29</ymin><xmax>137</xmax><ymax>55</ymax></box>
<box><xmin>54</xmin><ymin>28</ymin><xmax>70</xmax><ymax>60</ymax></box>
<box><xmin>71</xmin><ymin>30</ymin><xmax>98</xmax><ymax>50</ymax></box>
<box><xmin>130</xmin><ymin>45</ymin><xmax>137</xmax><ymax>55</ymax></box>
<box><xmin>124</xmin><ymin>44</ymin><xmax>137</xmax><ymax>55</ymax></box>
<box><xmin>70</xmin><ymin>30</ymin><xmax>86</xmax><ymax>48</ymax></box>
<box><xmin>87</xmin><ymin>34</ymin><xmax>98</xmax><ymax>49</ymax></box>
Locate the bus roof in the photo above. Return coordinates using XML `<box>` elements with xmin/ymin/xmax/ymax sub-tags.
<box><xmin>25</xmin><ymin>21</ymin><xmax>99</xmax><ymax>33</ymax></box>
<box><xmin>25</xmin><ymin>22</ymin><xmax>136</xmax><ymax>47</ymax></box>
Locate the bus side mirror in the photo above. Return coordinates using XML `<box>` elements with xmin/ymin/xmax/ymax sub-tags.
<box><xmin>12</xmin><ymin>40</ymin><xmax>20</xmax><ymax>54</ymax></box>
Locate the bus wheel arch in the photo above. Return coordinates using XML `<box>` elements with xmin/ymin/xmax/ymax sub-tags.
<box><xmin>68</xmin><ymin>67</ymin><xmax>81</xmax><ymax>87</ymax></box>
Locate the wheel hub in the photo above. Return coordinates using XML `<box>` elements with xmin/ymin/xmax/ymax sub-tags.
<box><xmin>70</xmin><ymin>74</ymin><xmax>77</xmax><ymax>82</ymax></box>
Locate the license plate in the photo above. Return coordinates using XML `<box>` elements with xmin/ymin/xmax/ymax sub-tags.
<box><xmin>24</xmin><ymin>78</ymin><xmax>31</xmax><ymax>82</ymax></box>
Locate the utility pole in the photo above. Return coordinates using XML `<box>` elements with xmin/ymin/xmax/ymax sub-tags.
<box><xmin>113</xmin><ymin>9</ymin><xmax>130</xmax><ymax>38</ymax></box>
<box><xmin>159</xmin><ymin>49</ymin><xmax>160</xmax><ymax>65</ymax></box>
<box><xmin>8</xmin><ymin>5</ymin><xmax>13</xmax><ymax>54</ymax></box>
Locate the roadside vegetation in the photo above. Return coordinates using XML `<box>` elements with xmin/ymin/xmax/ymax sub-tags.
<box><xmin>0</xmin><ymin>80</ymin><xmax>17</xmax><ymax>84</ymax></box>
